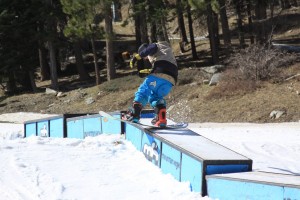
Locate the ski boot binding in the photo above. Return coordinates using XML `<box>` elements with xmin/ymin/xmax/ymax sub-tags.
<box><xmin>122</xmin><ymin>102</ymin><xmax>142</xmax><ymax>123</ymax></box>
<box><xmin>151</xmin><ymin>104</ymin><xmax>167</xmax><ymax>128</ymax></box>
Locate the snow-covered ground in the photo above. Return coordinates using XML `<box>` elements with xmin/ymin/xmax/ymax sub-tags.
<box><xmin>1</xmin><ymin>112</ymin><xmax>300</xmax><ymax>200</ymax></box>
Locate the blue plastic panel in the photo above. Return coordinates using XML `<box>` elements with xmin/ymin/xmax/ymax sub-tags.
<box><xmin>83</xmin><ymin>116</ymin><xmax>102</xmax><ymax>137</ymax></box>
<box><xmin>161</xmin><ymin>142</ymin><xmax>181</xmax><ymax>180</ymax></box>
<box><xmin>37</xmin><ymin>120</ymin><xmax>49</xmax><ymax>137</ymax></box>
<box><xmin>284</xmin><ymin>187</ymin><xmax>300</xmax><ymax>199</ymax></box>
<box><xmin>206</xmin><ymin>164</ymin><xmax>250</xmax><ymax>175</ymax></box>
<box><xmin>207</xmin><ymin>178</ymin><xmax>284</xmax><ymax>200</ymax></box>
<box><xmin>101</xmin><ymin>113</ymin><xmax>121</xmax><ymax>134</ymax></box>
<box><xmin>141</xmin><ymin>112</ymin><xmax>155</xmax><ymax>118</ymax></box>
<box><xmin>25</xmin><ymin>122</ymin><xmax>36</xmax><ymax>137</ymax></box>
<box><xmin>181</xmin><ymin>153</ymin><xmax>202</xmax><ymax>193</ymax></box>
<box><xmin>125</xmin><ymin>123</ymin><xmax>143</xmax><ymax>151</ymax></box>
<box><xmin>50</xmin><ymin>118</ymin><xmax>64</xmax><ymax>138</ymax></box>
<box><xmin>141</xmin><ymin>133</ymin><xmax>162</xmax><ymax>167</ymax></box>
<box><xmin>67</xmin><ymin>119</ymin><xmax>84</xmax><ymax>139</ymax></box>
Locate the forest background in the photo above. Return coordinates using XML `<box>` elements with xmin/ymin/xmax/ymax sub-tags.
<box><xmin>0</xmin><ymin>0</ymin><xmax>299</xmax><ymax>123</ymax></box>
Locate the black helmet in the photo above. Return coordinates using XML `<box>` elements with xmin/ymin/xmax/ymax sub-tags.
<box><xmin>138</xmin><ymin>43</ymin><xmax>148</xmax><ymax>55</ymax></box>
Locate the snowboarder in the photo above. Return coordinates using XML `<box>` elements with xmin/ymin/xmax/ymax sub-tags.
<box><xmin>123</xmin><ymin>41</ymin><xmax>178</xmax><ymax>127</ymax></box>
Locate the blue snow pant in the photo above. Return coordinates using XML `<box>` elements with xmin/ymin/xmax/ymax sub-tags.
<box><xmin>134</xmin><ymin>75</ymin><xmax>173</xmax><ymax>108</ymax></box>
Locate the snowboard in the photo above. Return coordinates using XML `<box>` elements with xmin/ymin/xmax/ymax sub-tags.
<box><xmin>99</xmin><ymin>111</ymin><xmax>188</xmax><ymax>129</ymax></box>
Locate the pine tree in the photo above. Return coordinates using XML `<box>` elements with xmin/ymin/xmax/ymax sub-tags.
<box><xmin>61</xmin><ymin>0</ymin><xmax>103</xmax><ymax>84</ymax></box>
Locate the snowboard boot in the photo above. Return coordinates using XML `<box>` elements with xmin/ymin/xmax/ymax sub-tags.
<box><xmin>122</xmin><ymin>102</ymin><xmax>142</xmax><ymax>123</ymax></box>
<box><xmin>151</xmin><ymin>104</ymin><xmax>167</xmax><ymax>127</ymax></box>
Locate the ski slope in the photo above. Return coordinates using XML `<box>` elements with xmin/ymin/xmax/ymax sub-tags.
<box><xmin>0</xmin><ymin>113</ymin><xmax>300</xmax><ymax>200</ymax></box>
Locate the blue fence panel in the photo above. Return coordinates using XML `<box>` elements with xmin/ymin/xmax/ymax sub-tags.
<box><xmin>207</xmin><ymin>178</ymin><xmax>284</xmax><ymax>200</ymax></box>
<box><xmin>125</xmin><ymin>123</ymin><xmax>143</xmax><ymax>151</ymax></box>
<box><xmin>50</xmin><ymin>118</ymin><xmax>64</xmax><ymax>138</ymax></box>
<box><xmin>101</xmin><ymin>113</ymin><xmax>121</xmax><ymax>134</ymax></box>
<box><xmin>141</xmin><ymin>133</ymin><xmax>162</xmax><ymax>167</ymax></box>
<box><xmin>206</xmin><ymin>164</ymin><xmax>250</xmax><ymax>175</ymax></box>
<box><xmin>83</xmin><ymin>116</ymin><xmax>102</xmax><ymax>137</ymax></box>
<box><xmin>25</xmin><ymin>122</ymin><xmax>37</xmax><ymax>137</ymax></box>
<box><xmin>181</xmin><ymin>153</ymin><xmax>202</xmax><ymax>193</ymax></box>
<box><xmin>67</xmin><ymin>119</ymin><xmax>84</xmax><ymax>139</ymax></box>
<box><xmin>161</xmin><ymin>142</ymin><xmax>181</xmax><ymax>180</ymax></box>
<box><xmin>37</xmin><ymin>120</ymin><xmax>49</xmax><ymax>137</ymax></box>
<box><xmin>283</xmin><ymin>187</ymin><xmax>300</xmax><ymax>200</ymax></box>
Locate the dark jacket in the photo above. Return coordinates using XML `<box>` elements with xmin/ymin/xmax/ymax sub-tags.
<box><xmin>139</xmin><ymin>41</ymin><xmax>178</xmax><ymax>83</ymax></box>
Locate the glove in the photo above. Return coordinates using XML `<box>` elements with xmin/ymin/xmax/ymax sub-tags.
<box><xmin>130</xmin><ymin>53</ymin><xmax>142</xmax><ymax>68</ymax></box>
<box><xmin>139</xmin><ymin>69</ymin><xmax>151</xmax><ymax>74</ymax></box>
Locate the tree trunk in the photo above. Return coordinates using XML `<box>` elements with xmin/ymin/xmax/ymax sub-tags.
<box><xmin>187</xmin><ymin>3</ymin><xmax>198</xmax><ymax>60</ymax></box>
<box><xmin>235</xmin><ymin>0</ymin><xmax>245</xmax><ymax>47</ymax></box>
<box><xmin>218</xmin><ymin>0</ymin><xmax>231</xmax><ymax>47</ymax></box>
<box><xmin>206</xmin><ymin>1</ymin><xmax>219</xmax><ymax>64</ymax></box>
<box><xmin>39</xmin><ymin>41</ymin><xmax>50</xmax><ymax>81</ymax></box>
<box><xmin>246</xmin><ymin>0</ymin><xmax>254</xmax><ymax>44</ymax></box>
<box><xmin>291</xmin><ymin>0</ymin><xmax>298</xmax><ymax>6</ymax></box>
<box><xmin>6</xmin><ymin>70</ymin><xmax>16</xmax><ymax>94</ymax></box>
<box><xmin>91</xmin><ymin>37</ymin><xmax>100</xmax><ymax>85</ymax></box>
<box><xmin>29</xmin><ymin>70</ymin><xmax>37</xmax><ymax>93</ymax></box>
<box><xmin>176</xmin><ymin>0</ymin><xmax>188</xmax><ymax>52</ymax></box>
<box><xmin>213</xmin><ymin>11</ymin><xmax>220</xmax><ymax>47</ymax></box>
<box><xmin>150</xmin><ymin>24</ymin><xmax>157</xmax><ymax>43</ymax></box>
<box><xmin>283</xmin><ymin>0</ymin><xmax>291</xmax><ymax>8</ymax></box>
<box><xmin>73</xmin><ymin>40</ymin><xmax>90</xmax><ymax>81</ymax></box>
<box><xmin>47</xmin><ymin>0</ymin><xmax>58</xmax><ymax>90</ymax></box>
<box><xmin>255</xmin><ymin>0</ymin><xmax>267</xmax><ymax>44</ymax></box>
<box><xmin>104</xmin><ymin>8</ymin><xmax>116</xmax><ymax>81</ymax></box>
<box><xmin>132</xmin><ymin>0</ymin><xmax>142</xmax><ymax>49</ymax></box>
<box><xmin>161</xmin><ymin>15</ymin><xmax>170</xmax><ymax>43</ymax></box>
<box><xmin>140</xmin><ymin>11</ymin><xmax>149</xmax><ymax>43</ymax></box>
<box><xmin>48</xmin><ymin>40</ymin><xmax>58</xmax><ymax>90</ymax></box>
<box><xmin>147</xmin><ymin>0</ymin><xmax>157</xmax><ymax>43</ymax></box>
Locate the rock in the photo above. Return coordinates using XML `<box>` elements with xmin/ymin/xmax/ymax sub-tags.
<box><xmin>85</xmin><ymin>97</ymin><xmax>95</xmax><ymax>105</ymax></box>
<box><xmin>57</xmin><ymin>92</ymin><xmax>65</xmax><ymax>97</ymax></box>
<box><xmin>270</xmin><ymin>110</ymin><xmax>286</xmax><ymax>119</ymax></box>
<box><xmin>189</xmin><ymin>82</ymin><xmax>198</xmax><ymax>86</ymax></box>
<box><xmin>203</xmin><ymin>79</ymin><xmax>210</xmax><ymax>84</ymax></box>
<box><xmin>209</xmin><ymin>73</ymin><xmax>222</xmax><ymax>86</ymax></box>
<box><xmin>45</xmin><ymin>88</ymin><xmax>58</xmax><ymax>95</ymax></box>
<box><xmin>201</xmin><ymin>65</ymin><xmax>225</xmax><ymax>74</ymax></box>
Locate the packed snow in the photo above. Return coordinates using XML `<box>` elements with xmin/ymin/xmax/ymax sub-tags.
<box><xmin>0</xmin><ymin>112</ymin><xmax>300</xmax><ymax>200</ymax></box>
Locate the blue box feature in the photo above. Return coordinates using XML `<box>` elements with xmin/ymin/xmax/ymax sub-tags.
<box><xmin>125</xmin><ymin>123</ymin><xmax>143</xmax><ymax>151</ymax></box>
<box><xmin>284</xmin><ymin>187</ymin><xmax>300</xmax><ymax>199</ymax></box>
<box><xmin>66</xmin><ymin>114</ymin><xmax>104</xmax><ymax>139</ymax></box>
<box><xmin>24</xmin><ymin>114</ymin><xmax>88</xmax><ymax>138</ymax></box>
<box><xmin>206</xmin><ymin>164</ymin><xmax>250</xmax><ymax>175</ymax></box>
<box><xmin>37</xmin><ymin>120</ymin><xmax>49</xmax><ymax>137</ymax></box>
<box><xmin>50</xmin><ymin>118</ymin><xmax>64</xmax><ymax>138</ymax></box>
<box><xmin>101</xmin><ymin>112</ymin><xmax>121</xmax><ymax>134</ymax></box>
<box><xmin>122</xmin><ymin>118</ymin><xmax>252</xmax><ymax>197</ymax></box>
<box><xmin>142</xmin><ymin>133</ymin><xmax>162</xmax><ymax>167</ymax></box>
<box><xmin>25</xmin><ymin>122</ymin><xmax>37</xmax><ymax>137</ymax></box>
<box><xmin>207</xmin><ymin>177</ymin><xmax>283</xmax><ymax>200</ymax></box>
<box><xmin>67</xmin><ymin>119</ymin><xmax>84</xmax><ymax>139</ymax></box>
<box><xmin>140</xmin><ymin>109</ymin><xmax>155</xmax><ymax>118</ymax></box>
<box><xmin>206</xmin><ymin>171</ymin><xmax>300</xmax><ymax>200</ymax></box>
<box><xmin>181</xmin><ymin>153</ymin><xmax>202</xmax><ymax>193</ymax></box>
<box><xmin>161</xmin><ymin>142</ymin><xmax>181</xmax><ymax>181</ymax></box>
<box><xmin>83</xmin><ymin>116</ymin><xmax>102</xmax><ymax>137</ymax></box>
